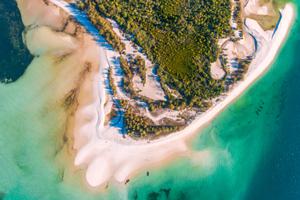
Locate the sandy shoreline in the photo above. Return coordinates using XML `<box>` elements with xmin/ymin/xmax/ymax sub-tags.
<box><xmin>49</xmin><ymin>0</ymin><xmax>295</xmax><ymax>188</ymax></box>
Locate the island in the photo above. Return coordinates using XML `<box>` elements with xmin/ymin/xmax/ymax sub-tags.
<box><xmin>18</xmin><ymin>0</ymin><xmax>295</xmax><ymax>188</ymax></box>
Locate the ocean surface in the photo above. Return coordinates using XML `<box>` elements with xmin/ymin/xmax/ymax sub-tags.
<box><xmin>0</xmin><ymin>0</ymin><xmax>299</xmax><ymax>199</ymax></box>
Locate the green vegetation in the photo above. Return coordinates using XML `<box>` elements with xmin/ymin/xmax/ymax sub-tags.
<box><xmin>108</xmin><ymin>67</ymin><xmax>117</xmax><ymax>95</ymax></box>
<box><xmin>77</xmin><ymin>0</ymin><xmax>231</xmax><ymax>104</ymax></box>
<box><xmin>78</xmin><ymin>2</ymin><xmax>125</xmax><ymax>52</ymax></box>
<box><xmin>235</xmin><ymin>57</ymin><xmax>252</xmax><ymax>81</ymax></box>
<box><xmin>233</xmin><ymin>0</ymin><xmax>243</xmax><ymax>35</ymax></box>
<box><xmin>133</xmin><ymin>55</ymin><xmax>146</xmax><ymax>85</ymax></box>
<box><xmin>77</xmin><ymin>0</ymin><xmax>233</xmax><ymax>138</ymax></box>
<box><xmin>120</xmin><ymin>100</ymin><xmax>179</xmax><ymax>138</ymax></box>
<box><xmin>0</xmin><ymin>1</ymin><xmax>33</xmax><ymax>83</ymax></box>
<box><xmin>119</xmin><ymin>56</ymin><xmax>136</xmax><ymax>95</ymax></box>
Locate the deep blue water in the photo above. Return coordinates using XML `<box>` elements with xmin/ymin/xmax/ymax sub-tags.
<box><xmin>245</xmin><ymin>19</ymin><xmax>300</xmax><ymax>199</ymax></box>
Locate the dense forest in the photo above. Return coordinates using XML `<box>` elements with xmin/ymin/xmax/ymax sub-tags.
<box><xmin>77</xmin><ymin>0</ymin><xmax>233</xmax><ymax>137</ymax></box>
<box><xmin>0</xmin><ymin>1</ymin><xmax>33</xmax><ymax>83</ymax></box>
<box><xmin>78</xmin><ymin>0</ymin><xmax>231</xmax><ymax>101</ymax></box>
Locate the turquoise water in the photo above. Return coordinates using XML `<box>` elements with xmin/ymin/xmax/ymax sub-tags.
<box><xmin>0</xmin><ymin>1</ymin><xmax>300</xmax><ymax>199</ymax></box>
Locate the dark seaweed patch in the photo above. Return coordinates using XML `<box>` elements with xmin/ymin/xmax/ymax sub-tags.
<box><xmin>0</xmin><ymin>0</ymin><xmax>33</xmax><ymax>83</ymax></box>
<box><xmin>0</xmin><ymin>192</ymin><xmax>5</xmax><ymax>200</ymax></box>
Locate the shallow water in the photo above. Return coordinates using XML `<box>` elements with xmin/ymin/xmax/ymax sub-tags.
<box><xmin>0</xmin><ymin>0</ymin><xmax>300</xmax><ymax>199</ymax></box>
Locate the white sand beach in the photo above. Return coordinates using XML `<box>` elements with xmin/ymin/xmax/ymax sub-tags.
<box><xmin>49</xmin><ymin>0</ymin><xmax>295</xmax><ymax>188</ymax></box>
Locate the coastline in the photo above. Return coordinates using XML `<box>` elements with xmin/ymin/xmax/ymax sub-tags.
<box><xmin>14</xmin><ymin>0</ymin><xmax>110</xmax><ymax>193</ymax></box>
<box><xmin>49</xmin><ymin>0</ymin><xmax>296</xmax><ymax>188</ymax></box>
<box><xmin>164</xmin><ymin>3</ymin><xmax>296</xmax><ymax>144</ymax></box>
